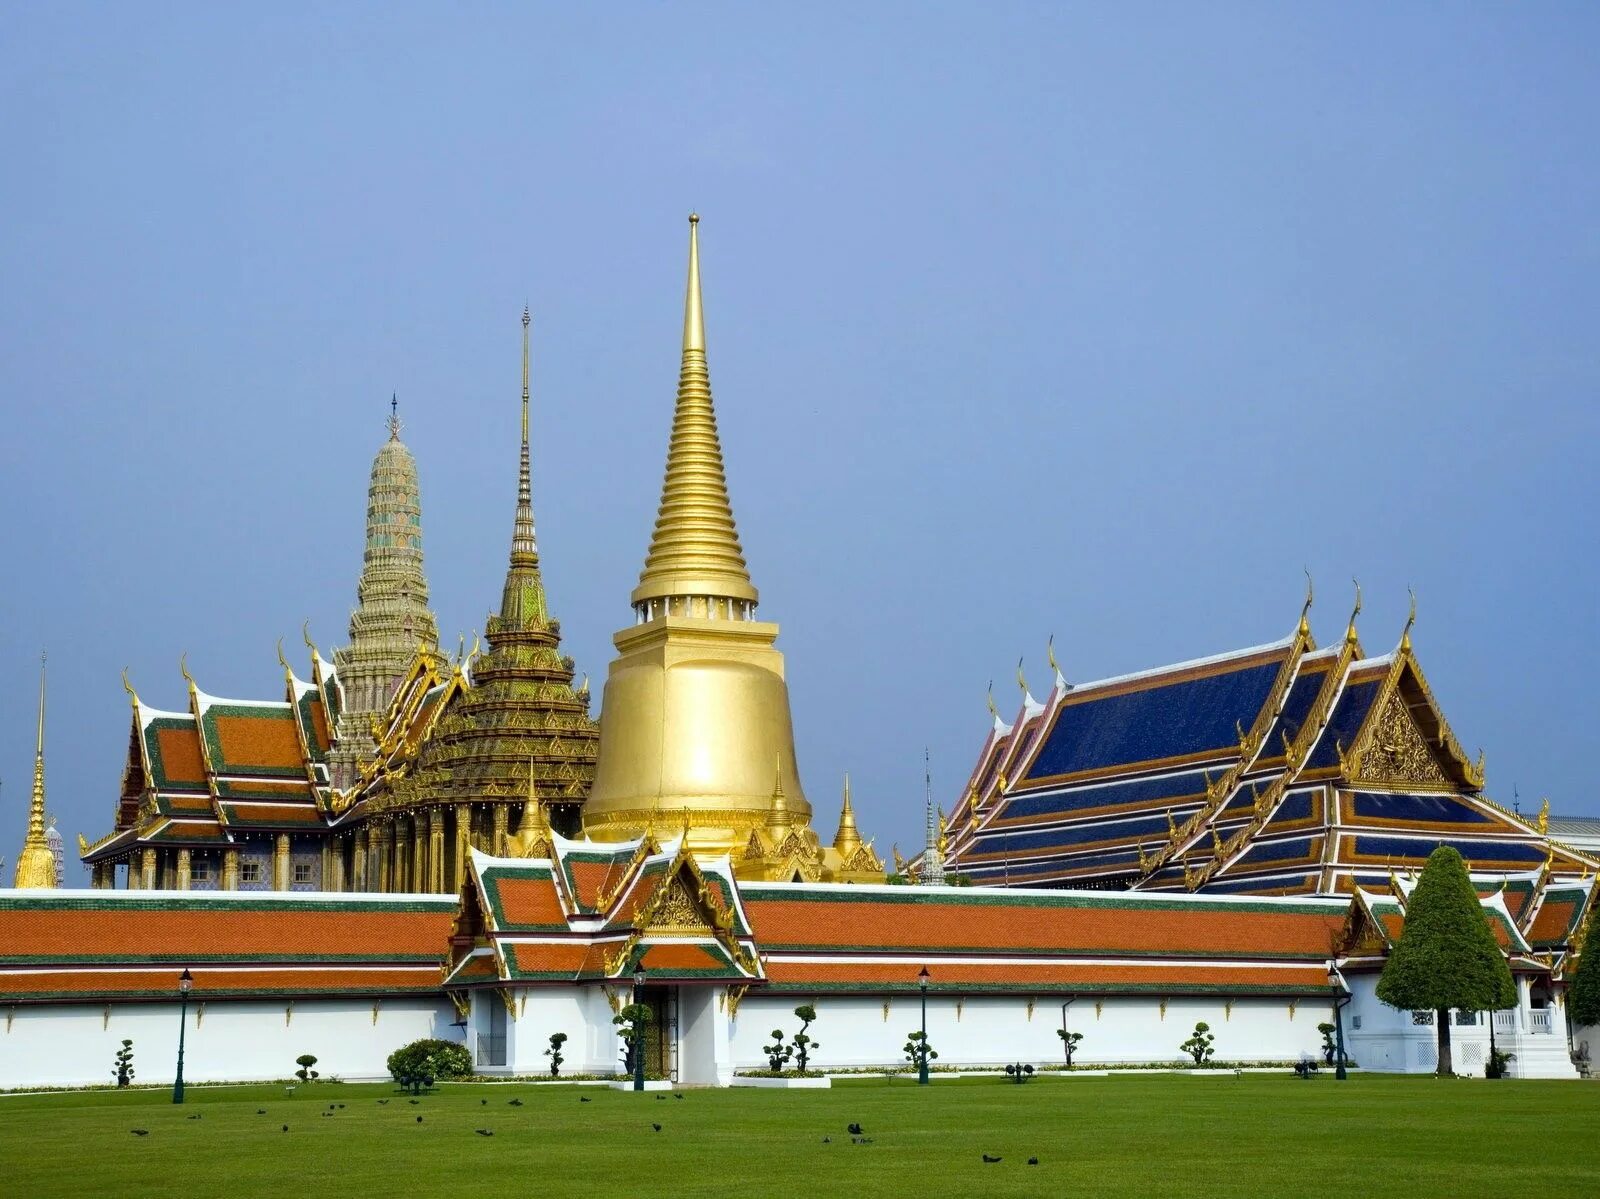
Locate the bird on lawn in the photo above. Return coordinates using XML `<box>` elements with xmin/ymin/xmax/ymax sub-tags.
<box><xmin>508</xmin><ymin>1098</ymin><xmax>524</xmax><ymax>1106</ymax></box>
<box><xmin>674</xmin><ymin>1093</ymin><xmax>684</xmax><ymax>1100</ymax></box>
<box><xmin>847</xmin><ymin>1123</ymin><xmax>863</xmax><ymax>1135</ymax></box>
<box><xmin>656</xmin><ymin>1094</ymin><xmax>666</xmax><ymax>1100</ymax></box>
<box><xmin>321</xmin><ymin>1112</ymin><xmax>332</xmax><ymax>1119</ymax></box>
<box><xmin>481</xmin><ymin>1099</ymin><xmax>487</xmax><ymax>1105</ymax></box>
<box><xmin>186</xmin><ymin>1114</ymin><xmax>201</xmax><ymax>1121</ymax></box>
<box><xmin>475</xmin><ymin>1129</ymin><xmax>494</xmax><ymax>1137</ymax></box>
<box><xmin>281</xmin><ymin>1125</ymin><xmax>289</xmax><ymax>1133</ymax></box>
<box><xmin>408</xmin><ymin>1099</ymin><xmax>420</xmax><ymax>1105</ymax></box>
<box><xmin>822</xmin><ymin>1137</ymin><xmax>831</xmax><ymax>1144</ymax></box>
<box><xmin>982</xmin><ymin>1155</ymin><xmax>1002</xmax><ymax>1164</ymax></box>
<box><xmin>377</xmin><ymin>1099</ymin><xmax>389</xmax><ymax>1106</ymax></box>
<box><xmin>416</xmin><ymin>1116</ymin><xmax>424</xmax><ymax>1123</ymax></box>
<box><xmin>652</xmin><ymin>1123</ymin><xmax>662</xmax><ymax>1132</ymax></box>
<box><xmin>130</xmin><ymin>1130</ymin><xmax>149</xmax><ymax>1137</ymax></box>
<box><xmin>256</xmin><ymin>1110</ymin><xmax>266</xmax><ymax>1115</ymax></box>
<box><xmin>579</xmin><ymin>1097</ymin><xmax>591</xmax><ymax>1103</ymax></box>
<box><xmin>1028</xmin><ymin>1157</ymin><xmax>1039</xmax><ymax>1166</ymax></box>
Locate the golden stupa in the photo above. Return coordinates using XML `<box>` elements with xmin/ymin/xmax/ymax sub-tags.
<box><xmin>583</xmin><ymin>216</ymin><xmax>882</xmax><ymax>884</ymax></box>
<box><xmin>12</xmin><ymin>657</ymin><xmax>56</xmax><ymax>890</ymax></box>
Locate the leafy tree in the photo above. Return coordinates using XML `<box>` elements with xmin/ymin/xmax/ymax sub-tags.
<box><xmin>544</xmin><ymin>1032</ymin><xmax>568</xmax><ymax>1078</ymax></box>
<box><xmin>1375</xmin><ymin>846</ymin><xmax>1516</xmax><ymax>1076</ymax></box>
<box><xmin>903</xmin><ymin>1030</ymin><xmax>937</xmax><ymax>1072</ymax></box>
<box><xmin>614</xmin><ymin>1004</ymin><xmax>652</xmax><ymax>1075</ymax></box>
<box><xmin>1057</xmin><ymin>1028</ymin><xmax>1083</xmax><ymax>1067</ymax></box>
<box><xmin>294</xmin><ymin>1054</ymin><xmax>320</xmax><ymax>1082</ymax></box>
<box><xmin>790</xmin><ymin>1005</ymin><xmax>820</xmax><ymax>1073</ymax></box>
<box><xmin>112</xmin><ymin>1040</ymin><xmax>135</xmax><ymax>1088</ymax></box>
<box><xmin>1180</xmin><ymin>1021</ymin><xmax>1215</xmax><ymax>1066</ymax></box>
<box><xmin>764</xmin><ymin>1029</ymin><xmax>794</xmax><ymax>1072</ymax></box>
<box><xmin>1568</xmin><ymin>900</ymin><xmax>1600</xmax><ymax>1029</ymax></box>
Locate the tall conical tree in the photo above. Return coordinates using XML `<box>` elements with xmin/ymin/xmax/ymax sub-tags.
<box><xmin>1376</xmin><ymin>845</ymin><xmax>1515</xmax><ymax>1075</ymax></box>
<box><xmin>1568</xmin><ymin>899</ymin><xmax>1600</xmax><ymax>1030</ymax></box>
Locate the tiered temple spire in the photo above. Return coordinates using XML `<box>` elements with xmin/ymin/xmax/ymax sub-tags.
<box><xmin>375</xmin><ymin>312</ymin><xmax>599</xmax><ymax>859</ymax></box>
<box><xmin>631</xmin><ymin>213</ymin><xmax>759</xmax><ymax>618</ymax></box>
<box><xmin>13</xmin><ymin>655</ymin><xmax>56</xmax><ymax>889</ymax></box>
<box><xmin>329</xmin><ymin>400</ymin><xmax>440</xmax><ymax>788</ymax></box>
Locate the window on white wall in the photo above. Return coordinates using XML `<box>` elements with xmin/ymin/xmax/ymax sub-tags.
<box><xmin>1411</xmin><ymin>1011</ymin><xmax>1434</xmax><ymax>1026</ymax></box>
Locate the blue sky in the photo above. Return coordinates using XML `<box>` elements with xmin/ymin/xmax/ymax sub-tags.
<box><xmin>2</xmin><ymin>4</ymin><xmax>1596</xmax><ymax>880</ymax></box>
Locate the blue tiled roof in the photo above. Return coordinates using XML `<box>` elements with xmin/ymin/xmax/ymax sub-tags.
<box><xmin>1263</xmin><ymin>666</ymin><xmax>1327</xmax><ymax>750</ymax></box>
<box><xmin>969</xmin><ymin>812</ymin><xmax>1174</xmax><ymax>856</ymax></box>
<box><xmin>1232</xmin><ymin>835</ymin><xmax>1321</xmax><ymax>870</ymax></box>
<box><xmin>1304</xmin><ymin>678</ymin><xmax>1382</xmax><ymax>769</ymax></box>
<box><xmin>962</xmin><ymin>846</ymin><xmax>1144</xmax><ymax>881</ymax></box>
<box><xmin>1265</xmin><ymin>790</ymin><xmax>1316</xmax><ymax>826</ymax></box>
<box><xmin>1349</xmin><ymin>792</ymin><xmax>1498</xmax><ymax>827</ymax></box>
<box><xmin>1000</xmin><ymin>769</ymin><xmax>1213</xmax><ymax>821</ymax></box>
<box><xmin>1025</xmin><ymin>656</ymin><xmax>1284</xmax><ymax>780</ymax></box>
<box><xmin>1350</xmin><ymin>835</ymin><xmax>1547</xmax><ymax>866</ymax></box>
<box><xmin>1201</xmin><ymin>872</ymin><xmax>1319</xmax><ymax>895</ymax></box>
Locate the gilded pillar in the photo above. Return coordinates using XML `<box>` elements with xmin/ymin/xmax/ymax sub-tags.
<box><xmin>330</xmin><ymin>841</ymin><xmax>346</xmax><ymax>893</ymax></box>
<box><xmin>124</xmin><ymin>857</ymin><xmax>139</xmax><ymax>891</ymax></box>
<box><xmin>453</xmin><ymin>806</ymin><xmax>471</xmax><ymax>892</ymax></box>
<box><xmin>223</xmin><ymin>848</ymin><xmax>239</xmax><ymax>891</ymax></box>
<box><xmin>428</xmin><ymin>809</ymin><xmax>444</xmax><ymax>893</ymax></box>
<box><xmin>378</xmin><ymin>823</ymin><xmax>393</xmax><ymax>892</ymax></box>
<box><xmin>492</xmin><ymin>804</ymin><xmax>509</xmax><ymax>856</ymax></box>
<box><xmin>176</xmin><ymin>848</ymin><xmax>192</xmax><ymax>891</ymax></box>
<box><xmin>274</xmin><ymin>833</ymin><xmax>291</xmax><ymax>891</ymax></box>
<box><xmin>140</xmin><ymin>847</ymin><xmax>156</xmax><ymax>890</ymax></box>
<box><xmin>412</xmin><ymin>819</ymin><xmax>425</xmax><ymax>893</ymax></box>
<box><xmin>320</xmin><ymin>840</ymin><xmax>333</xmax><ymax>893</ymax></box>
<box><xmin>353</xmin><ymin>828</ymin><xmax>369</xmax><ymax>891</ymax></box>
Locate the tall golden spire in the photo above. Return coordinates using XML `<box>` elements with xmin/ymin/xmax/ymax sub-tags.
<box><xmin>631</xmin><ymin>214</ymin><xmax>759</xmax><ymax>612</ymax></box>
<box><xmin>833</xmin><ymin>773</ymin><xmax>862</xmax><ymax>856</ymax></box>
<box><xmin>13</xmin><ymin>653</ymin><xmax>56</xmax><ymax>889</ymax></box>
<box><xmin>500</xmin><ymin>307</ymin><xmax>548</xmax><ymax>625</ymax></box>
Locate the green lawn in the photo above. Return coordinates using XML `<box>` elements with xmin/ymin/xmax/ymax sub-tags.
<box><xmin>2</xmin><ymin>1074</ymin><xmax>1596</xmax><ymax>1198</ymax></box>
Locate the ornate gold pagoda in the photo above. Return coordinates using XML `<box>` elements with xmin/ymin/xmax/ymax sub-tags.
<box><xmin>13</xmin><ymin>656</ymin><xmax>56</xmax><ymax>890</ymax></box>
<box><xmin>583</xmin><ymin>216</ymin><xmax>881</xmax><ymax>883</ymax></box>
<box><xmin>352</xmin><ymin>310</ymin><xmax>600</xmax><ymax>889</ymax></box>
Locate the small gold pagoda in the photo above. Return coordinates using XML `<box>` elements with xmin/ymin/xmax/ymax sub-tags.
<box><xmin>583</xmin><ymin>216</ymin><xmax>882</xmax><ymax>883</ymax></box>
<box><xmin>13</xmin><ymin>656</ymin><xmax>56</xmax><ymax>890</ymax></box>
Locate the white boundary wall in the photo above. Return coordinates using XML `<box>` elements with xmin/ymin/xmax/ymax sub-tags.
<box><xmin>728</xmin><ymin>993</ymin><xmax>1331</xmax><ymax>1070</ymax></box>
<box><xmin>0</xmin><ymin>997</ymin><xmax>457</xmax><ymax>1090</ymax></box>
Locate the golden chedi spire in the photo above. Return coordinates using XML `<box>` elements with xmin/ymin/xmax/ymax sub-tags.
<box><xmin>832</xmin><ymin>773</ymin><xmax>861</xmax><ymax>857</ymax></box>
<box><xmin>586</xmin><ymin>215</ymin><xmax>843</xmax><ymax>875</ymax></box>
<box><xmin>14</xmin><ymin>653</ymin><xmax>57</xmax><ymax>889</ymax></box>
<box><xmin>631</xmin><ymin>213</ymin><xmax>759</xmax><ymax>614</ymax></box>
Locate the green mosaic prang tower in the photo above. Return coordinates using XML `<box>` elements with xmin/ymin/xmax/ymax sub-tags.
<box><xmin>329</xmin><ymin>402</ymin><xmax>440</xmax><ymax>789</ymax></box>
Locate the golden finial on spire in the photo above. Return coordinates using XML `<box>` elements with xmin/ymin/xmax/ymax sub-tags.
<box><xmin>1016</xmin><ymin>657</ymin><xmax>1029</xmax><ymax>698</ymax></box>
<box><xmin>631</xmin><ymin>214</ymin><xmax>757</xmax><ymax>610</ymax></box>
<box><xmin>986</xmin><ymin>680</ymin><xmax>999</xmax><ymax>720</ymax></box>
<box><xmin>1299</xmin><ymin>569</ymin><xmax>1314</xmax><ymax>639</ymax></box>
<box><xmin>276</xmin><ymin>637</ymin><xmax>290</xmax><ymax>672</ymax></box>
<box><xmin>302</xmin><ymin>620</ymin><xmax>318</xmax><ymax>656</ymax></box>
<box><xmin>1345</xmin><ymin>578</ymin><xmax>1363</xmax><ymax>646</ymax></box>
<box><xmin>833</xmin><ymin>772</ymin><xmax>861</xmax><ymax>855</ymax></box>
<box><xmin>768</xmin><ymin>752</ymin><xmax>792</xmax><ymax>833</ymax></box>
<box><xmin>120</xmin><ymin>667</ymin><xmax>139</xmax><ymax>710</ymax></box>
<box><xmin>179</xmin><ymin>652</ymin><xmax>195</xmax><ymax>692</ymax></box>
<box><xmin>1538</xmin><ymin>798</ymin><xmax>1550</xmax><ymax>837</ymax></box>
<box><xmin>388</xmin><ymin>392</ymin><xmax>402</xmax><ymax>441</ymax></box>
<box><xmin>14</xmin><ymin>653</ymin><xmax>55</xmax><ymax>889</ymax></box>
<box><xmin>1401</xmin><ymin>587</ymin><xmax>1417</xmax><ymax>652</ymax></box>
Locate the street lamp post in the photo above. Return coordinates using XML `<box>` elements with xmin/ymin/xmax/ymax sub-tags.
<box><xmin>173</xmin><ymin>968</ymin><xmax>194</xmax><ymax>1104</ymax></box>
<box><xmin>1327</xmin><ymin>962</ymin><xmax>1350</xmax><ymax>1081</ymax></box>
<box><xmin>632</xmin><ymin>964</ymin><xmax>647</xmax><ymax>1092</ymax></box>
<box><xmin>917</xmin><ymin>966</ymin><xmax>930</xmax><ymax>1086</ymax></box>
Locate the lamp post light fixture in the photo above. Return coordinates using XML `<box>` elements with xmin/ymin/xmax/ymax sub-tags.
<box><xmin>1327</xmin><ymin>962</ymin><xmax>1350</xmax><ymax>1081</ymax></box>
<box><xmin>173</xmin><ymin>967</ymin><xmax>194</xmax><ymax>1104</ymax></box>
<box><xmin>917</xmin><ymin>965</ymin><xmax>931</xmax><ymax>1086</ymax></box>
<box><xmin>632</xmin><ymin>964</ymin><xmax>647</xmax><ymax>1092</ymax></box>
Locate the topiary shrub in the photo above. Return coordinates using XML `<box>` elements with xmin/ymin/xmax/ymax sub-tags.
<box><xmin>387</xmin><ymin>1038</ymin><xmax>472</xmax><ymax>1088</ymax></box>
<box><xmin>1180</xmin><ymin>1021</ymin><xmax>1215</xmax><ymax>1066</ymax></box>
<box><xmin>1317</xmin><ymin>1023</ymin><xmax>1337</xmax><ymax>1066</ymax></box>
<box><xmin>112</xmin><ymin>1040</ymin><xmax>135</xmax><ymax>1088</ymax></box>
<box><xmin>544</xmin><ymin>1032</ymin><xmax>568</xmax><ymax>1078</ymax></box>
<box><xmin>295</xmin><ymin>1053</ymin><xmax>320</xmax><ymax>1082</ymax></box>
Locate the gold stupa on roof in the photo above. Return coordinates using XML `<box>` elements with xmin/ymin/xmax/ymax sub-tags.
<box><xmin>13</xmin><ymin>656</ymin><xmax>56</xmax><ymax>890</ymax></box>
<box><xmin>583</xmin><ymin>216</ymin><xmax>880</xmax><ymax>884</ymax></box>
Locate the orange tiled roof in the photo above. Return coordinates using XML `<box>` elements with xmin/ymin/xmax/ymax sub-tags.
<box><xmin>761</xmin><ymin>959</ymin><xmax>1333</xmax><ymax>995</ymax></box>
<box><xmin>740</xmin><ymin>886</ymin><xmax>1346</xmax><ymax>960</ymax></box>
<box><xmin>0</xmin><ymin>965</ymin><xmax>443</xmax><ymax>1002</ymax></box>
<box><xmin>0</xmin><ymin>894</ymin><xmax>455</xmax><ymax>963</ymax></box>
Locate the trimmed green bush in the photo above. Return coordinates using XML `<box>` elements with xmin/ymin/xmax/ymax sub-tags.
<box><xmin>386</xmin><ymin>1039</ymin><xmax>471</xmax><ymax>1085</ymax></box>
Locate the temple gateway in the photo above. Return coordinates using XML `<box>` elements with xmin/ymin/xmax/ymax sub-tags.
<box><xmin>3</xmin><ymin>218</ymin><xmax>1595</xmax><ymax>1087</ymax></box>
